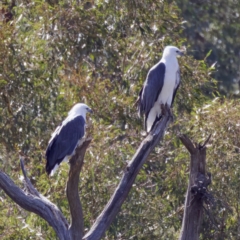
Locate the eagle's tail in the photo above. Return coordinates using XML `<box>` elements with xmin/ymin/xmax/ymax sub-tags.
<box><xmin>146</xmin><ymin>106</ymin><xmax>162</xmax><ymax>132</ymax></box>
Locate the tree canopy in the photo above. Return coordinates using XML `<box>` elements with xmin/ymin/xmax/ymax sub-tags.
<box><xmin>0</xmin><ymin>0</ymin><xmax>240</xmax><ymax>239</ymax></box>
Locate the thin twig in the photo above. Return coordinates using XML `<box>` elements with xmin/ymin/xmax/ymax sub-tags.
<box><xmin>201</xmin><ymin>134</ymin><xmax>212</xmax><ymax>149</ymax></box>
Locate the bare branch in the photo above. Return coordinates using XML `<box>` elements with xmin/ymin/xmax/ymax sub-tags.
<box><xmin>179</xmin><ymin>134</ymin><xmax>196</xmax><ymax>154</ymax></box>
<box><xmin>83</xmin><ymin>110</ymin><xmax>172</xmax><ymax>240</ymax></box>
<box><xmin>0</xmin><ymin>166</ymin><xmax>70</xmax><ymax>240</ymax></box>
<box><xmin>201</xmin><ymin>134</ymin><xmax>212</xmax><ymax>149</ymax></box>
<box><xmin>67</xmin><ymin>138</ymin><xmax>92</xmax><ymax>240</ymax></box>
<box><xmin>0</xmin><ymin>107</ymin><xmax>172</xmax><ymax>240</ymax></box>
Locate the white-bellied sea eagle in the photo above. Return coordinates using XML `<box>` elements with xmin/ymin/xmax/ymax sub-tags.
<box><xmin>136</xmin><ymin>46</ymin><xmax>183</xmax><ymax>132</ymax></box>
<box><xmin>45</xmin><ymin>103</ymin><xmax>92</xmax><ymax>176</ymax></box>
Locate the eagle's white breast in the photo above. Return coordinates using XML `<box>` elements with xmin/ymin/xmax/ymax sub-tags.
<box><xmin>146</xmin><ymin>58</ymin><xmax>179</xmax><ymax>132</ymax></box>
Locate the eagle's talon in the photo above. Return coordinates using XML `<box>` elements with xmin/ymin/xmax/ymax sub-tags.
<box><xmin>160</xmin><ymin>103</ymin><xmax>166</xmax><ymax>115</ymax></box>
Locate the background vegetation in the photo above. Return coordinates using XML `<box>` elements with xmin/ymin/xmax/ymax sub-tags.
<box><xmin>0</xmin><ymin>0</ymin><xmax>239</xmax><ymax>239</ymax></box>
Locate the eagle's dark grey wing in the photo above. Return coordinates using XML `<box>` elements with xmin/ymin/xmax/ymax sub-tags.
<box><xmin>45</xmin><ymin>115</ymin><xmax>85</xmax><ymax>175</ymax></box>
<box><xmin>171</xmin><ymin>68</ymin><xmax>181</xmax><ymax>106</ymax></box>
<box><xmin>138</xmin><ymin>62</ymin><xmax>165</xmax><ymax>117</ymax></box>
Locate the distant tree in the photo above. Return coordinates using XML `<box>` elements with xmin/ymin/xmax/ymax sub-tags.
<box><xmin>176</xmin><ymin>0</ymin><xmax>240</xmax><ymax>93</ymax></box>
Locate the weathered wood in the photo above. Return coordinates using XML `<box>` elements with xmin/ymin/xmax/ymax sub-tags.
<box><xmin>179</xmin><ymin>134</ymin><xmax>211</xmax><ymax>240</ymax></box>
<box><xmin>83</xmin><ymin>110</ymin><xmax>172</xmax><ymax>240</ymax></box>
<box><xmin>67</xmin><ymin>138</ymin><xmax>91</xmax><ymax>240</ymax></box>
<box><xmin>0</xmin><ymin>107</ymin><xmax>172</xmax><ymax>240</ymax></box>
<box><xmin>0</xmin><ymin>160</ymin><xmax>70</xmax><ymax>240</ymax></box>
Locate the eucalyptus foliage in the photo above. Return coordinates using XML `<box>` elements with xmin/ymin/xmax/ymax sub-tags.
<box><xmin>0</xmin><ymin>0</ymin><xmax>239</xmax><ymax>239</ymax></box>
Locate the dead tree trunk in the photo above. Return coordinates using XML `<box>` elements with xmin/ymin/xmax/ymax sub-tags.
<box><xmin>0</xmin><ymin>108</ymin><xmax>172</xmax><ymax>240</ymax></box>
<box><xmin>179</xmin><ymin>134</ymin><xmax>212</xmax><ymax>240</ymax></box>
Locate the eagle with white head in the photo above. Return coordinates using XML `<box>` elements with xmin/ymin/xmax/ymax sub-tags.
<box><xmin>137</xmin><ymin>46</ymin><xmax>184</xmax><ymax>132</ymax></box>
<box><xmin>45</xmin><ymin>103</ymin><xmax>92</xmax><ymax>176</ymax></box>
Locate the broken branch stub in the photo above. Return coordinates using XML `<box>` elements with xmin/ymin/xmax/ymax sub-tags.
<box><xmin>179</xmin><ymin>134</ymin><xmax>213</xmax><ymax>240</ymax></box>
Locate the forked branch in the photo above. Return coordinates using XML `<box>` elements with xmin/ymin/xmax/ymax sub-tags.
<box><xmin>0</xmin><ymin>107</ymin><xmax>172</xmax><ymax>240</ymax></box>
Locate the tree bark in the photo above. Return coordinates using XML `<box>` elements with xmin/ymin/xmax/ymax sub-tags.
<box><xmin>67</xmin><ymin>138</ymin><xmax>91</xmax><ymax>240</ymax></box>
<box><xmin>179</xmin><ymin>134</ymin><xmax>211</xmax><ymax>240</ymax></box>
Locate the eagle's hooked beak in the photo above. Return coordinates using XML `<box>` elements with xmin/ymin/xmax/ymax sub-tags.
<box><xmin>88</xmin><ymin>108</ymin><xmax>93</xmax><ymax>114</ymax></box>
<box><xmin>178</xmin><ymin>51</ymin><xmax>184</xmax><ymax>56</ymax></box>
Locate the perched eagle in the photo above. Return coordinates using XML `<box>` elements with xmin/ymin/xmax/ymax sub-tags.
<box><xmin>137</xmin><ymin>46</ymin><xmax>183</xmax><ymax>132</ymax></box>
<box><xmin>45</xmin><ymin>103</ymin><xmax>92</xmax><ymax>176</ymax></box>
